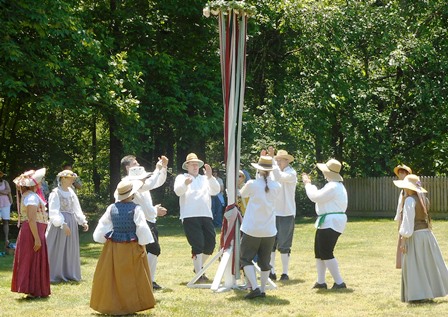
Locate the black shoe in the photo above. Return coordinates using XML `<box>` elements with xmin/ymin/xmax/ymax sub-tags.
<box><xmin>331</xmin><ymin>282</ymin><xmax>347</xmax><ymax>289</ymax></box>
<box><xmin>269</xmin><ymin>272</ymin><xmax>277</xmax><ymax>281</ymax></box>
<box><xmin>245</xmin><ymin>288</ymin><xmax>264</xmax><ymax>299</ymax></box>
<box><xmin>280</xmin><ymin>274</ymin><xmax>289</xmax><ymax>281</ymax></box>
<box><xmin>312</xmin><ymin>282</ymin><xmax>328</xmax><ymax>289</ymax></box>
<box><xmin>152</xmin><ymin>281</ymin><xmax>162</xmax><ymax>290</ymax></box>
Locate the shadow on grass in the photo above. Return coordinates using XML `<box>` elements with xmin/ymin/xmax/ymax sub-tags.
<box><xmin>315</xmin><ymin>287</ymin><xmax>355</xmax><ymax>294</ymax></box>
<box><xmin>276</xmin><ymin>277</ymin><xmax>306</xmax><ymax>285</ymax></box>
<box><xmin>227</xmin><ymin>290</ymin><xmax>291</xmax><ymax>305</ymax></box>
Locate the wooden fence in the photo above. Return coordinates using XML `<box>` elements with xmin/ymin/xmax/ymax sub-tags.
<box><xmin>344</xmin><ymin>176</ymin><xmax>448</xmax><ymax>218</ymax></box>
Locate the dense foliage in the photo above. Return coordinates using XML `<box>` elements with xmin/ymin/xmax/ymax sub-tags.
<box><xmin>1</xmin><ymin>0</ymin><xmax>447</xmax><ymax>211</ymax></box>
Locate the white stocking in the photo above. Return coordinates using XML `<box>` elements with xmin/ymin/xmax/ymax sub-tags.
<box><xmin>260</xmin><ymin>271</ymin><xmax>269</xmax><ymax>293</ymax></box>
<box><xmin>243</xmin><ymin>265</ymin><xmax>259</xmax><ymax>290</ymax></box>
<box><xmin>193</xmin><ymin>253</ymin><xmax>203</xmax><ymax>274</ymax></box>
<box><xmin>316</xmin><ymin>258</ymin><xmax>326</xmax><ymax>284</ymax></box>
<box><xmin>269</xmin><ymin>252</ymin><xmax>276</xmax><ymax>274</ymax></box>
<box><xmin>281</xmin><ymin>253</ymin><xmax>290</xmax><ymax>275</ymax></box>
<box><xmin>147</xmin><ymin>253</ymin><xmax>158</xmax><ymax>282</ymax></box>
<box><xmin>324</xmin><ymin>258</ymin><xmax>343</xmax><ymax>284</ymax></box>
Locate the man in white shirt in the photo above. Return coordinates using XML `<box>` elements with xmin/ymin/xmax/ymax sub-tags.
<box><xmin>269</xmin><ymin>149</ymin><xmax>297</xmax><ymax>281</ymax></box>
<box><xmin>121</xmin><ymin>155</ymin><xmax>168</xmax><ymax>290</ymax></box>
<box><xmin>174</xmin><ymin>153</ymin><xmax>220</xmax><ymax>282</ymax></box>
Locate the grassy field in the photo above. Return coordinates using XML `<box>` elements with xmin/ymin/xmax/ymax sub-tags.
<box><xmin>1</xmin><ymin>216</ymin><xmax>448</xmax><ymax>317</ymax></box>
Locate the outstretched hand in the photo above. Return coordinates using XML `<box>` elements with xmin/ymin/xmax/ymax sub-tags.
<box><xmin>203</xmin><ymin>164</ymin><xmax>213</xmax><ymax>178</ymax></box>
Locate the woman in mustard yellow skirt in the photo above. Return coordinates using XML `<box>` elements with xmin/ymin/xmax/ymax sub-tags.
<box><xmin>90</xmin><ymin>180</ymin><xmax>155</xmax><ymax>315</ymax></box>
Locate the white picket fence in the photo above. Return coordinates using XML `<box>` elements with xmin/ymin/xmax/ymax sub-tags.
<box><xmin>344</xmin><ymin>176</ymin><xmax>448</xmax><ymax>217</ymax></box>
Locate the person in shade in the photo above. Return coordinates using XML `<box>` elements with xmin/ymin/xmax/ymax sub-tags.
<box><xmin>240</xmin><ymin>156</ymin><xmax>281</xmax><ymax>299</ymax></box>
<box><xmin>174</xmin><ymin>153</ymin><xmax>220</xmax><ymax>282</ymax></box>
<box><xmin>121</xmin><ymin>154</ymin><xmax>168</xmax><ymax>290</ymax></box>
<box><xmin>392</xmin><ymin>164</ymin><xmax>412</xmax><ymax>269</ymax></box>
<box><xmin>11</xmin><ymin>168</ymin><xmax>50</xmax><ymax>298</ymax></box>
<box><xmin>302</xmin><ymin>159</ymin><xmax>348</xmax><ymax>290</ymax></box>
<box><xmin>269</xmin><ymin>149</ymin><xmax>297</xmax><ymax>281</ymax></box>
<box><xmin>46</xmin><ymin>169</ymin><xmax>89</xmax><ymax>283</ymax></box>
<box><xmin>90</xmin><ymin>179</ymin><xmax>155</xmax><ymax>315</ymax></box>
<box><xmin>0</xmin><ymin>170</ymin><xmax>13</xmax><ymax>250</ymax></box>
<box><xmin>394</xmin><ymin>174</ymin><xmax>448</xmax><ymax>303</ymax></box>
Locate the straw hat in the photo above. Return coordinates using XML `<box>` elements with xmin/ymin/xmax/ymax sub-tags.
<box><xmin>182</xmin><ymin>153</ymin><xmax>204</xmax><ymax>170</ymax></box>
<box><xmin>393</xmin><ymin>164</ymin><xmax>412</xmax><ymax>177</ymax></box>
<box><xmin>13</xmin><ymin>168</ymin><xmax>46</xmax><ymax>187</ymax></box>
<box><xmin>125</xmin><ymin>166</ymin><xmax>152</xmax><ymax>180</ymax></box>
<box><xmin>317</xmin><ymin>159</ymin><xmax>343</xmax><ymax>182</ymax></box>
<box><xmin>0</xmin><ymin>171</ymin><xmax>6</xmax><ymax>177</ymax></box>
<box><xmin>114</xmin><ymin>179</ymin><xmax>144</xmax><ymax>201</ymax></box>
<box><xmin>274</xmin><ymin>150</ymin><xmax>294</xmax><ymax>163</ymax></box>
<box><xmin>393</xmin><ymin>174</ymin><xmax>427</xmax><ymax>193</ymax></box>
<box><xmin>251</xmin><ymin>156</ymin><xmax>274</xmax><ymax>171</ymax></box>
<box><xmin>57</xmin><ymin>170</ymin><xmax>78</xmax><ymax>179</ymax></box>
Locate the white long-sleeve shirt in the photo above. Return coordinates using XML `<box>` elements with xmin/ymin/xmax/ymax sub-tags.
<box><xmin>174</xmin><ymin>173</ymin><xmax>220</xmax><ymax>220</ymax></box>
<box><xmin>127</xmin><ymin>166</ymin><xmax>167</xmax><ymax>223</ymax></box>
<box><xmin>304</xmin><ymin>181</ymin><xmax>348</xmax><ymax>233</ymax></box>
<box><xmin>93</xmin><ymin>204</ymin><xmax>154</xmax><ymax>245</ymax></box>
<box><xmin>47</xmin><ymin>187</ymin><xmax>87</xmax><ymax>228</ymax></box>
<box><xmin>271</xmin><ymin>163</ymin><xmax>297</xmax><ymax>217</ymax></box>
<box><xmin>240</xmin><ymin>176</ymin><xmax>281</xmax><ymax>237</ymax></box>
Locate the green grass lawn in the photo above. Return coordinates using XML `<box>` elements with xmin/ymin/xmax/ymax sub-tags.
<box><xmin>1</xmin><ymin>216</ymin><xmax>448</xmax><ymax>316</ymax></box>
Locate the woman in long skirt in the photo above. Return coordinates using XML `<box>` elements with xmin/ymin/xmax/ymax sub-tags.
<box><xmin>90</xmin><ymin>179</ymin><xmax>155</xmax><ymax>315</ymax></box>
<box><xmin>11</xmin><ymin>168</ymin><xmax>50</xmax><ymax>298</ymax></box>
<box><xmin>46</xmin><ymin>169</ymin><xmax>88</xmax><ymax>282</ymax></box>
<box><xmin>394</xmin><ymin>174</ymin><xmax>448</xmax><ymax>302</ymax></box>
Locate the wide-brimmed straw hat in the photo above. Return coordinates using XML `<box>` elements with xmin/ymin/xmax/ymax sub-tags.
<box><xmin>0</xmin><ymin>171</ymin><xmax>6</xmax><ymax>177</ymax></box>
<box><xmin>125</xmin><ymin>166</ymin><xmax>152</xmax><ymax>180</ymax></box>
<box><xmin>251</xmin><ymin>156</ymin><xmax>274</xmax><ymax>171</ymax></box>
<box><xmin>57</xmin><ymin>170</ymin><xmax>78</xmax><ymax>179</ymax></box>
<box><xmin>393</xmin><ymin>174</ymin><xmax>427</xmax><ymax>193</ymax></box>
<box><xmin>274</xmin><ymin>150</ymin><xmax>294</xmax><ymax>163</ymax></box>
<box><xmin>182</xmin><ymin>153</ymin><xmax>204</xmax><ymax>170</ymax></box>
<box><xmin>317</xmin><ymin>159</ymin><xmax>343</xmax><ymax>182</ymax></box>
<box><xmin>114</xmin><ymin>179</ymin><xmax>144</xmax><ymax>201</ymax></box>
<box><xmin>393</xmin><ymin>164</ymin><xmax>412</xmax><ymax>177</ymax></box>
<box><xmin>13</xmin><ymin>168</ymin><xmax>47</xmax><ymax>187</ymax></box>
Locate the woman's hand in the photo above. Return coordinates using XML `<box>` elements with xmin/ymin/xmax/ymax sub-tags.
<box><xmin>63</xmin><ymin>224</ymin><xmax>72</xmax><ymax>236</ymax></box>
<box><xmin>400</xmin><ymin>237</ymin><xmax>407</xmax><ymax>254</ymax></box>
<box><xmin>82</xmin><ymin>223</ymin><xmax>89</xmax><ymax>232</ymax></box>
<box><xmin>33</xmin><ymin>238</ymin><xmax>42</xmax><ymax>252</ymax></box>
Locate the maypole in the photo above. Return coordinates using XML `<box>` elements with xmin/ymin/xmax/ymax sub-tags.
<box><xmin>195</xmin><ymin>0</ymin><xmax>255</xmax><ymax>292</ymax></box>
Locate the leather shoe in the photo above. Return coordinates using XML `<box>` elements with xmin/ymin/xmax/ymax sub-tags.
<box><xmin>280</xmin><ymin>274</ymin><xmax>289</xmax><ymax>281</ymax></box>
<box><xmin>245</xmin><ymin>288</ymin><xmax>264</xmax><ymax>299</ymax></box>
<box><xmin>269</xmin><ymin>272</ymin><xmax>277</xmax><ymax>281</ymax></box>
<box><xmin>331</xmin><ymin>282</ymin><xmax>347</xmax><ymax>289</ymax></box>
<box><xmin>312</xmin><ymin>282</ymin><xmax>327</xmax><ymax>289</ymax></box>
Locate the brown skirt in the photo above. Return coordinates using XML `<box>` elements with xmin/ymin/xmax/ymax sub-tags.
<box><xmin>90</xmin><ymin>240</ymin><xmax>155</xmax><ymax>315</ymax></box>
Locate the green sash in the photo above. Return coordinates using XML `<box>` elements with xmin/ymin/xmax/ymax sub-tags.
<box><xmin>317</xmin><ymin>212</ymin><xmax>345</xmax><ymax>228</ymax></box>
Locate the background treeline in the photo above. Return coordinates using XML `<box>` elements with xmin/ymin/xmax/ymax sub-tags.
<box><xmin>1</xmin><ymin>0</ymin><xmax>447</xmax><ymax>215</ymax></box>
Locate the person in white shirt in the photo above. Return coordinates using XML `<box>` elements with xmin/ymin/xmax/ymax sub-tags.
<box><xmin>302</xmin><ymin>159</ymin><xmax>347</xmax><ymax>290</ymax></box>
<box><xmin>240</xmin><ymin>156</ymin><xmax>281</xmax><ymax>299</ymax></box>
<box><xmin>267</xmin><ymin>148</ymin><xmax>297</xmax><ymax>281</ymax></box>
<box><xmin>120</xmin><ymin>155</ymin><xmax>168</xmax><ymax>290</ymax></box>
<box><xmin>394</xmin><ymin>174</ymin><xmax>448</xmax><ymax>302</ymax></box>
<box><xmin>392</xmin><ymin>164</ymin><xmax>412</xmax><ymax>269</ymax></box>
<box><xmin>174</xmin><ymin>153</ymin><xmax>220</xmax><ymax>282</ymax></box>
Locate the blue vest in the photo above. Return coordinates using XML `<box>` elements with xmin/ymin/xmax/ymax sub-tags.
<box><xmin>105</xmin><ymin>202</ymin><xmax>138</xmax><ymax>242</ymax></box>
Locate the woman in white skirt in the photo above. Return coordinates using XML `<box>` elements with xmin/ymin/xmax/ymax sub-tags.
<box><xmin>394</xmin><ymin>174</ymin><xmax>448</xmax><ymax>302</ymax></box>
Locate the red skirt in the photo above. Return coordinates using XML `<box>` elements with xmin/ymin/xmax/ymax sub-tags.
<box><xmin>11</xmin><ymin>221</ymin><xmax>51</xmax><ymax>297</ymax></box>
